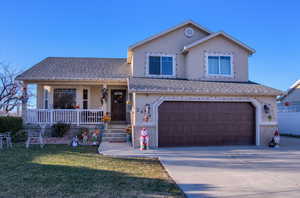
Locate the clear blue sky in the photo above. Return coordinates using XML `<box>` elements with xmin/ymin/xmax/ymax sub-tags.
<box><xmin>1</xmin><ymin>0</ymin><xmax>300</xmax><ymax>91</ymax></box>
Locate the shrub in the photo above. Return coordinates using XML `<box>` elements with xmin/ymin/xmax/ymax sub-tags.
<box><xmin>51</xmin><ymin>123</ymin><xmax>70</xmax><ymax>137</ymax></box>
<box><xmin>0</xmin><ymin>116</ymin><xmax>25</xmax><ymax>142</ymax></box>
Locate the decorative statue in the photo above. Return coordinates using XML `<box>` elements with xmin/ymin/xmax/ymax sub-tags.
<box><xmin>140</xmin><ymin>127</ymin><xmax>149</xmax><ymax>150</ymax></box>
<box><xmin>269</xmin><ymin>129</ymin><xmax>280</xmax><ymax>148</ymax></box>
<box><xmin>82</xmin><ymin>131</ymin><xmax>89</xmax><ymax>145</ymax></box>
<box><xmin>92</xmin><ymin>129</ymin><xmax>100</xmax><ymax>145</ymax></box>
<box><xmin>70</xmin><ymin>136</ymin><xmax>79</xmax><ymax>147</ymax></box>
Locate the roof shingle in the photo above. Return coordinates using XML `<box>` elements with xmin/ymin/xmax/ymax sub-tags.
<box><xmin>16</xmin><ymin>57</ymin><xmax>130</xmax><ymax>81</ymax></box>
<box><xmin>128</xmin><ymin>77</ymin><xmax>282</xmax><ymax>96</ymax></box>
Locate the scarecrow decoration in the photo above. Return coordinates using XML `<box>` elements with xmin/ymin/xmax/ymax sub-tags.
<box><xmin>140</xmin><ymin>127</ymin><xmax>149</xmax><ymax>150</ymax></box>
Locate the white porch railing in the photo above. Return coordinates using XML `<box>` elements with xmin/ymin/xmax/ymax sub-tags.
<box><xmin>26</xmin><ymin>109</ymin><xmax>104</xmax><ymax>125</ymax></box>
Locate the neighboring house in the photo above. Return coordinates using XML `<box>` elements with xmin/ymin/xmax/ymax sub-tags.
<box><xmin>17</xmin><ymin>20</ymin><xmax>282</xmax><ymax>148</ymax></box>
<box><xmin>277</xmin><ymin>80</ymin><xmax>300</xmax><ymax>135</ymax></box>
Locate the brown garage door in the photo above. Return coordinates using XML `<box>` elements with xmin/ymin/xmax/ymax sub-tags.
<box><xmin>158</xmin><ymin>101</ymin><xmax>255</xmax><ymax>147</ymax></box>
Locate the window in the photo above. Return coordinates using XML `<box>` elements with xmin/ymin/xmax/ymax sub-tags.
<box><xmin>53</xmin><ymin>88</ymin><xmax>76</xmax><ymax>109</ymax></box>
<box><xmin>44</xmin><ymin>89</ymin><xmax>49</xmax><ymax>109</ymax></box>
<box><xmin>148</xmin><ymin>56</ymin><xmax>174</xmax><ymax>76</ymax></box>
<box><xmin>208</xmin><ymin>56</ymin><xmax>232</xmax><ymax>76</ymax></box>
<box><xmin>83</xmin><ymin>89</ymin><xmax>88</xmax><ymax>109</ymax></box>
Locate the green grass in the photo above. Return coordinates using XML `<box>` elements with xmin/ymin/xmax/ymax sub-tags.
<box><xmin>0</xmin><ymin>144</ymin><xmax>183</xmax><ymax>198</ymax></box>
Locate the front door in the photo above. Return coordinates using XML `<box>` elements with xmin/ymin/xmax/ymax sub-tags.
<box><xmin>111</xmin><ymin>90</ymin><xmax>126</xmax><ymax>121</ymax></box>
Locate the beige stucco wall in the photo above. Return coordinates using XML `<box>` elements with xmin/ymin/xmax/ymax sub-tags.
<box><xmin>131</xmin><ymin>93</ymin><xmax>278</xmax><ymax>148</ymax></box>
<box><xmin>185</xmin><ymin>35</ymin><xmax>249</xmax><ymax>82</ymax></box>
<box><xmin>131</xmin><ymin>24</ymin><xmax>209</xmax><ymax>78</ymax></box>
<box><xmin>131</xmin><ymin>26</ymin><xmax>250</xmax><ymax>82</ymax></box>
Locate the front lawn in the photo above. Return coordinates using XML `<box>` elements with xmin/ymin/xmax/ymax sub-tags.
<box><xmin>0</xmin><ymin>144</ymin><xmax>183</xmax><ymax>198</ymax></box>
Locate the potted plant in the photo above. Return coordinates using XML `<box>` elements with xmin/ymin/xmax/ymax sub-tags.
<box><xmin>125</xmin><ymin>125</ymin><xmax>132</xmax><ymax>146</ymax></box>
<box><xmin>102</xmin><ymin>112</ymin><xmax>111</xmax><ymax>130</ymax></box>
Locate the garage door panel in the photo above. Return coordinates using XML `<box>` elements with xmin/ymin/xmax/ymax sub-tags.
<box><xmin>158</xmin><ymin>101</ymin><xmax>255</xmax><ymax>147</ymax></box>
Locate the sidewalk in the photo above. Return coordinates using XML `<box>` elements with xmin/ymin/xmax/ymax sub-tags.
<box><xmin>99</xmin><ymin>142</ymin><xmax>157</xmax><ymax>158</ymax></box>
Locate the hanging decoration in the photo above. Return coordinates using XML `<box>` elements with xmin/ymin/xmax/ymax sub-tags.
<box><xmin>100</xmin><ymin>88</ymin><xmax>108</xmax><ymax>105</ymax></box>
<box><xmin>284</xmin><ymin>101</ymin><xmax>290</xmax><ymax>106</ymax></box>
<box><xmin>142</xmin><ymin>104</ymin><xmax>151</xmax><ymax>122</ymax></box>
<box><xmin>263</xmin><ymin>103</ymin><xmax>273</xmax><ymax>121</ymax></box>
<box><xmin>263</xmin><ymin>104</ymin><xmax>270</xmax><ymax>114</ymax></box>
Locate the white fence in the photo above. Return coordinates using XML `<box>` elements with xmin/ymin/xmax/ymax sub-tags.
<box><xmin>278</xmin><ymin>112</ymin><xmax>300</xmax><ymax>135</ymax></box>
<box><xmin>26</xmin><ymin>109</ymin><xmax>104</xmax><ymax>125</ymax></box>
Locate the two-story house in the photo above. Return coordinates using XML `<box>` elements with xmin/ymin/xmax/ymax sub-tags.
<box><xmin>17</xmin><ymin>20</ymin><xmax>282</xmax><ymax>148</ymax></box>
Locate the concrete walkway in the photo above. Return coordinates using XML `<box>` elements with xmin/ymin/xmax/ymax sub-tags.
<box><xmin>99</xmin><ymin>142</ymin><xmax>157</xmax><ymax>158</ymax></box>
<box><xmin>100</xmin><ymin>137</ymin><xmax>300</xmax><ymax>198</ymax></box>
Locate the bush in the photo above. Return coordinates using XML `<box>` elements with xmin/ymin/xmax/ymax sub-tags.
<box><xmin>0</xmin><ymin>116</ymin><xmax>25</xmax><ymax>142</ymax></box>
<box><xmin>51</xmin><ymin>123</ymin><xmax>70</xmax><ymax>137</ymax></box>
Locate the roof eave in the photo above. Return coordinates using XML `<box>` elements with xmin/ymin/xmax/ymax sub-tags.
<box><xmin>129</xmin><ymin>88</ymin><xmax>282</xmax><ymax>96</ymax></box>
<box><xmin>182</xmin><ymin>31</ymin><xmax>256</xmax><ymax>55</ymax></box>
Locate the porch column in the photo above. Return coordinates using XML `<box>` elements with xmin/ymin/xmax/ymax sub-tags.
<box><xmin>102</xmin><ymin>84</ymin><xmax>108</xmax><ymax>114</ymax></box>
<box><xmin>21</xmin><ymin>82</ymin><xmax>28</xmax><ymax>123</ymax></box>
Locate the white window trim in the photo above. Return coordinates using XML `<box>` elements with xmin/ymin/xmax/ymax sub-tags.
<box><xmin>82</xmin><ymin>87</ymin><xmax>91</xmax><ymax>109</ymax></box>
<box><xmin>205</xmin><ymin>52</ymin><xmax>234</xmax><ymax>78</ymax></box>
<box><xmin>146</xmin><ymin>53</ymin><xmax>176</xmax><ymax>78</ymax></box>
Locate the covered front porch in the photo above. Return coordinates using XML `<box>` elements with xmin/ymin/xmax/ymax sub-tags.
<box><xmin>22</xmin><ymin>80</ymin><xmax>131</xmax><ymax>126</ymax></box>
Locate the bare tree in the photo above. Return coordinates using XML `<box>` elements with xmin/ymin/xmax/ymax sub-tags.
<box><xmin>0</xmin><ymin>62</ymin><xmax>28</xmax><ymax>114</ymax></box>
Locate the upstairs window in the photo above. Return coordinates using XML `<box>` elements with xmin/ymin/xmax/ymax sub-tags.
<box><xmin>208</xmin><ymin>56</ymin><xmax>232</xmax><ymax>76</ymax></box>
<box><xmin>148</xmin><ymin>56</ymin><xmax>174</xmax><ymax>76</ymax></box>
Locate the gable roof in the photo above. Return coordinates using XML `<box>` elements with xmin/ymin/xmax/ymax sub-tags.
<box><xmin>128</xmin><ymin>77</ymin><xmax>282</xmax><ymax>96</ymax></box>
<box><xmin>182</xmin><ymin>31</ymin><xmax>256</xmax><ymax>55</ymax></box>
<box><xmin>127</xmin><ymin>20</ymin><xmax>212</xmax><ymax>63</ymax></box>
<box><xmin>16</xmin><ymin>57</ymin><xmax>130</xmax><ymax>81</ymax></box>
<box><xmin>278</xmin><ymin>79</ymin><xmax>300</xmax><ymax>101</ymax></box>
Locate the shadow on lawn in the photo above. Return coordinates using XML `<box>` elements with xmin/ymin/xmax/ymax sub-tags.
<box><xmin>0</xmin><ymin>144</ymin><xmax>214</xmax><ymax>198</ymax></box>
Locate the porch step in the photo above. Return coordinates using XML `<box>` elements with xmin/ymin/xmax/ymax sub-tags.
<box><xmin>102</xmin><ymin>130</ymin><xmax>128</xmax><ymax>142</ymax></box>
<box><xmin>105</xmin><ymin>129</ymin><xmax>126</xmax><ymax>133</ymax></box>
<box><xmin>103</xmin><ymin>133</ymin><xmax>127</xmax><ymax>138</ymax></box>
<box><xmin>102</xmin><ymin>136</ymin><xmax>127</xmax><ymax>142</ymax></box>
<box><xmin>108</xmin><ymin>124</ymin><xmax>128</xmax><ymax>130</ymax></box>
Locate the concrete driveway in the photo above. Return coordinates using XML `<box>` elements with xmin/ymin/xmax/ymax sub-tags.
<box><xmin>157</xmin><ymin>137</ymin><xmax>300</xmax><ymax>198</ymax></box>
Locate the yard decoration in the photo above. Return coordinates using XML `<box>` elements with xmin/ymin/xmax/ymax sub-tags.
<box><xmin>92</xmin><ymin>129</ymin><xmax>100</xmax><ymax>145</ymax></box>
<box><xmin>82</xmin><ymin>130</ymin><xmax>89</xmax><ymax>145</ymax></box>
<box><xmin>269</xmin><ymin>129</ymin><xmax>280</xmax><ymax>148</ymax></box>
<box><xmin>140</xmin><ymin>127</ymin><xmax>149</xmax><ymax>150</ymax></box>
<box><xmin>70</xmin><ymin>136</ymin><xmax>79</xmax><ymax>147</ymax></box>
